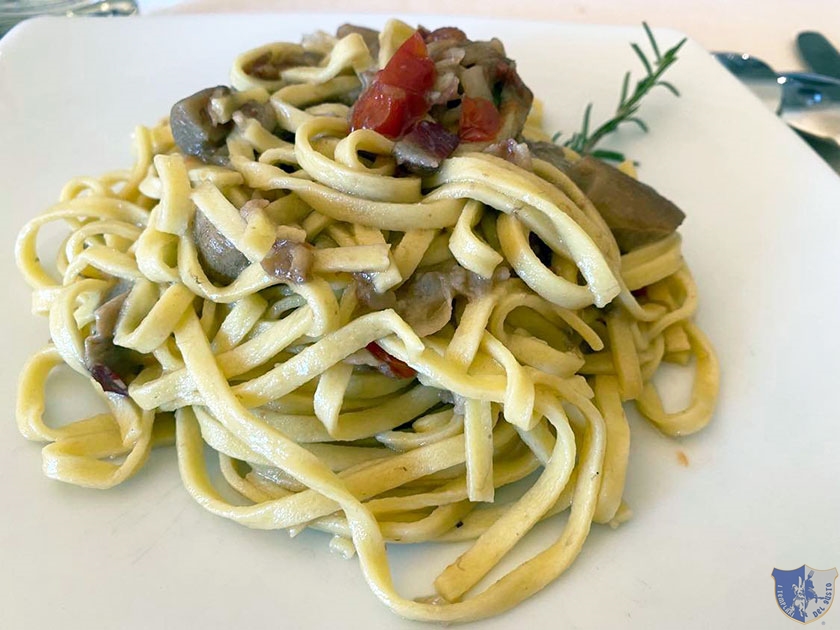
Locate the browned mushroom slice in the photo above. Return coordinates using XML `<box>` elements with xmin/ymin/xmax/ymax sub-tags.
<box><xmin>238</xmin><ymin>99</ymin><xmax>277</xmax><ymax>132</ymax></box>
<box><xmin>83</xmin><ymin>288</ymin><xmax>146</xmax><ymax>396</ymax></box>
<box><xmin>526</xmin><ymin>140</ymin><xmax>575</xmax><ymax>171</ymax></box>
<box><xmin>422</xmin><ymin>26</ymin><xmax>468</xmax><ymax>44</ymax></box>
<box><xmin>566</xmin><ymin>156</ymin><xmax>685</xmax><ymax>253</ymax></box>
<box><xmin>261</xmin><ymin>238</ymin><xmax>315</xmax><ymax>285</ymax></box>
<box><xmin>170</xmin><ymin>86</ymin><xmax>233</xmax><ymax>165</ymax></box>
<box><xmin>395</xmin><ymin>270</ymin><xmax>455</xmax><ymax>338</ymax></box>
<box><xmin>528</xmin><ymin>142</ymin><xmax>685</xmax><ymax>253</ymax></box>
<box><xmin>193</xmin><ymin>209</ymin><xmax>250</xmax><ymax>285</ymax></box>
<box><xmin>393</xmin><ymin>262</ymin><xmax>492</xmax><ymax>338</ymax></box>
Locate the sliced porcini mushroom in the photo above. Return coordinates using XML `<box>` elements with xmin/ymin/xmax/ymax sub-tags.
<box><xmin>528</xmin><ymin>141</ymin><xmax>685</xmax><ymax>253</ymax></box>
<box><xmin>237</xmin><ymin>99</ymin><xmax>277</xmax><ymax>132</ymax></box>
<box><xmin>422</xmin><ymin>26</ymin><xmax>468</xmax><ymax>45</ymax></box>
<box><xmin>527</xmin><ymin>140</ymin><xmax>575</xmax><ymax>170</ymax></box>
<box><xmin>354</xmin><ymin>276</ymin><xmax>398</xmax><ymax>312</ymax></box>
<box><xmin>83</xmin><ymin>288</ymin><xmax>146</xmax><ymax>396</ymax></box>
<box><xmin>261</xmin><ymin>238</ymin><xmax>315</xmax><ymax>285</ymax></box>
<box><xmin>392</xmin><ymin>262</ymin><xmax>493</xmax><ymax>338</ymax></box>
<box><xmin>170</xmin><ymin>86</ymin><xmax>233</xmax><ymax>165</ymax></box>
<box><xmin>193</xmin><ymin>209</ymin><xmax>250</xmax><ymax>285</ymax></box>
<box><xmin>567</xmin><ymin>156</ymin><xmax>685</xmax><ymax>252</ymax></box>
<box><xmin>395</xmin><ymin>270</ymin><xmax>455</xmax><ymax>338</ymax></box>
<box><xmin>445</xmin><ymin>262</ymin><xmax>494</xmax><ymax>299</ymax></box>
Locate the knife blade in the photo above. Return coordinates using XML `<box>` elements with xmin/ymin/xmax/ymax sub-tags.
<box><xmin>797</xmin><ymin>31</ymin><xmax>840</xmax><ymax>81</ymax></box>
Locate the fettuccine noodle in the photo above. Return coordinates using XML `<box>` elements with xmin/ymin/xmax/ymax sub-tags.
<box><xmin>14</xmin><ymin>20</ymin><xmax>719</xmax><ymax>623</ymax></box>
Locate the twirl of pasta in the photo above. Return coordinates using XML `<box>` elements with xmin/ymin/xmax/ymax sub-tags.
<box><xmin>14</xmin><ymin>19</ymin><xmax>719</xmax><ymax>623</ymax></box>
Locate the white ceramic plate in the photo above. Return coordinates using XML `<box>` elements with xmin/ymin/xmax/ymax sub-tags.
<box><xmin>1</xmin><ymin>14</ymin><xmax>838</xmax><ymax>630</ymax></box>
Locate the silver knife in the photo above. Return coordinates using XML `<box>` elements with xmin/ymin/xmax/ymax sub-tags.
<box><xmin>797</xmin><ymin>31</ymin><xmax>840</xmax><ymax>81</ymax></box>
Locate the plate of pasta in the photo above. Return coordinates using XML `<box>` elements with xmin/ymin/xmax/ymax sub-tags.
<box><xmin>1</xmin><ymin>13</ymin><xmax>838</xmax><ymax>630</ymax></box>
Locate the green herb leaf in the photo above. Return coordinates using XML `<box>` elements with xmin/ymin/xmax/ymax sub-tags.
<box><xmin>626</xmin><ymin>117</ymin><xmax>649</xmax><ymax>132</ymax></box>
<box><xmin>643</xmin><ymin>22</ymin><xmax>661</xmax><ymax>61</ymax></box>
<box><xmin>556</xmin><ymin>23</ymin><xmax>685</xmax><ymax>157</ymax></box>
<box><xmin>580</xmin><ymin>103</ymin><xmax>593</xmax><ymax>143</ymax></box>
<box><xmin>590</xmin><ymin>149</ymin><xmax>627</xmax><ymax>162</ymax></box>
<box><xmin>631</xmin><ymin>43</ymin><xmax>653</xmax><ymax>76</ymax></box>
<box><xmin>656</xmin><ymin>80</ymin><xmax>680</xmax><ymax>96</ymax></box>
<box><xmin>619</xmin><ymin>71</ymin><xmax>631</xmax><ymax>107</ymax></box>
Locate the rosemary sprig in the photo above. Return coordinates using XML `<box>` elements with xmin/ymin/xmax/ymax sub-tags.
<box><xmin>554</xmin><ymin>23</ymin><xmax>686</xmax><ymax>159</ymax></box>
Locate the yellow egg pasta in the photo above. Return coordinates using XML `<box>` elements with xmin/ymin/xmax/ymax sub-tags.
<box><xmin>14</xmin><ymin>19</ymin><xmax>719</xmax><ymax>623</ymax></box>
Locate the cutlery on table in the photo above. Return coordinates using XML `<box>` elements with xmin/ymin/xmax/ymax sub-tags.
<box><xmin>714</xmin><ymin>51</ymin><xmax>840</xmax><ymax>169</ymax></box>
<box><xmin>714</xmin><ymin>52</ymin><xmax>782</xmax><ymax>113</ymax></box>
<box><xmin>797</xmin><ymin>31</ymin><xmax>840</xmax><ymax>81</ymax></box>
<box><xmin>0</xmin><ymin>1</ymin><xmax>137</xmax><ymax>39</ymax></box>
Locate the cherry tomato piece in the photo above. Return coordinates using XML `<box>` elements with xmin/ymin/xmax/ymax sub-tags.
<box><xmin>379</xmin><ymin>32</ymin><xmax>436</xmax><ymax>94</ymax></box>
<box><xmin>351</xmin><ymin>82</ymin><xmax>425</xmax><ymax>138</ymax></box>
<box><xmin>350</xmin><ymin>31</ymin><xmax>437</xmax><ymax>138</ymax></box>
<box><xmin>459</xmin><ymin>96</ymin><xmax>502</xmax><ymax>142</ymax></box>
<box><xmin>366</xmin><ymin>342</ymin><xmax>417</xmax><ymax>379</ymax></box>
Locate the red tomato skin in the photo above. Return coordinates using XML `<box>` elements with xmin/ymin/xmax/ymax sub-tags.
<box><xmin>379</xmin><ymin>32</ymin><xmax>436</xmax><ymax>94</ymax></box>
<box><xmin>351</xmin><ymin>82</ymin><xmax>421</xmax><ymax>138</ymax></box>
<box><xmin>459</xmin><ymin>96</ymin><xmax>502</xmax><ymax>142</ymax></box>
<box><xmin>365</xmin><ymin>342</ymin><xmax>417</xmax><ymax>379</ymax></box>
<box><xmin>350</xmin><ymin>31</ymin><xmax>437</xmax><ymax>138</ymax></box>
